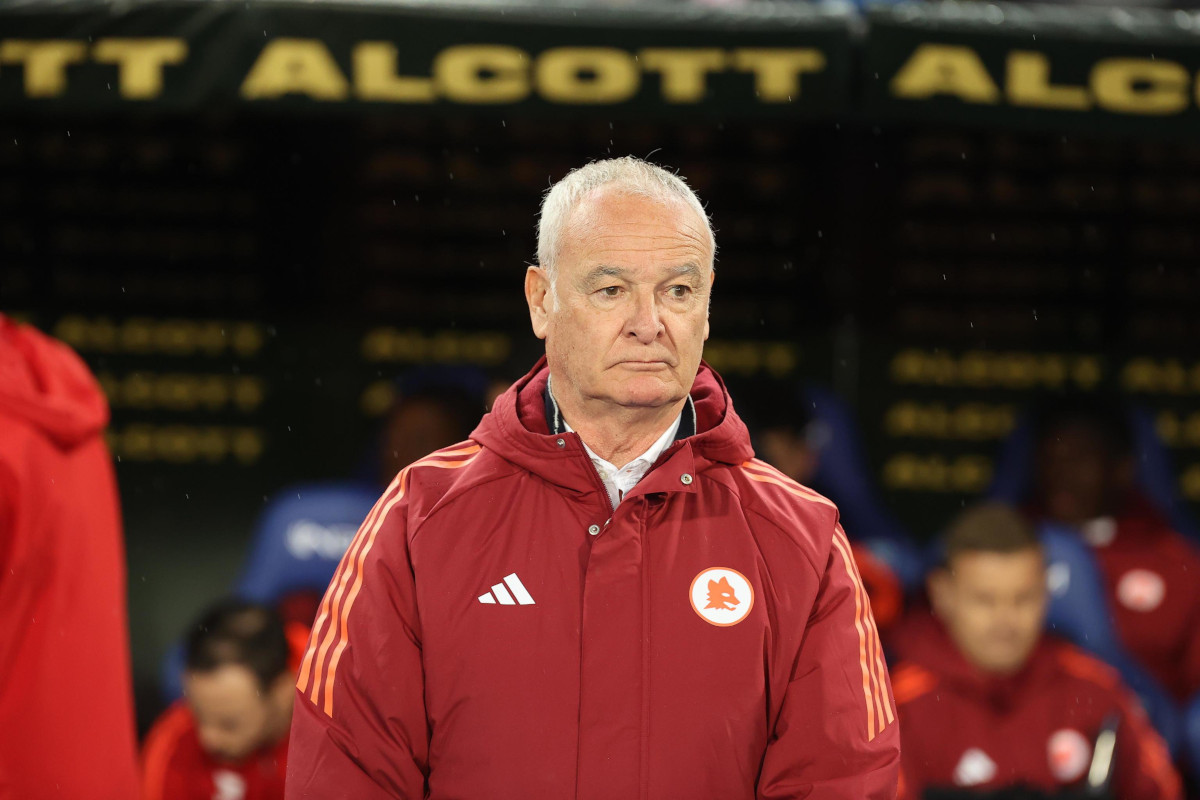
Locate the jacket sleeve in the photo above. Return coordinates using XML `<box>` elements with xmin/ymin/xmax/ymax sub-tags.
<box><xmin>1111</xmin><ymin>687</ymin><xmax>1182</xmax><ymax>800</ymax></box>
<box><xmin>757</xmin><ymin>523</ymin><xmax>901</xmax><ymax>799</ymax></box>
<box><xmin>286</xmin><ymin>480</ymin><xmax>428</xmax><ymax>799</ymax></box>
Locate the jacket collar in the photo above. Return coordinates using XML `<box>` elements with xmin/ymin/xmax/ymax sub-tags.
<box><xmin>543</xmin><ymin>374</ymin><xmax>697</xmax><ymax>441</ymax></box>
<box><xmin>472</xmin><ymin>356</ymin><xmax>753</xmax><ymax>499</ymax></box>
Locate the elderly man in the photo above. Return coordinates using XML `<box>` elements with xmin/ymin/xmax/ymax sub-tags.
<box><xmin>286</xmin><ymin>157</ymin><xmax>899</xmax><ymax>799</ymax></box>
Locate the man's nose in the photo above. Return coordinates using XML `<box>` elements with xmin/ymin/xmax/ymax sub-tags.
<box><xmin>625</xmin><ymin>291</ymin><xmax>664</xmax><ymax>343</ymax></box>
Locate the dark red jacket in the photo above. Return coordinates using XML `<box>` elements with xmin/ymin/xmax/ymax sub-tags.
<box><xmin>1082</xmin><ymin>497</ymin><xmax>1200</xmax><ymax>701</ymax></box>
<box><xmin>287</xmin><ymin>360</ymin><xmax>900</xmax><ymax>799</ymax></box>
<box><xmin>0</xmin><ymin>316</ymin><xmax>139</xmax><ymax>799</ymax></box>
<box><xmin>893</xmin><ymin>614</ymin><xmax>1179</xmax><ymax>800</ymax></box>
<box><xmin>142</xmin><ymin>702</ymin><xmax>289</xmax><ymax>800</ymax></box>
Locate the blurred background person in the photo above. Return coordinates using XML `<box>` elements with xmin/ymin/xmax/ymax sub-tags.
<box><xmin>376</xmin><ymin>377</ymin><xmax>487</xmax><ymax>486</ymax></box>
<box><xmin>894</xmin><ymin>503</ymin><xmax>1180</xmax><ymax>800</ymax></box>
<box><xmin>1029</xmin><ymin>398</ymin><xmax>1200</xmax><ymax>702</ymax></box>
<box><xmin>0</xmin><ymin>314</ymin><xmax>140</xmax><ymax>799</ymax></box>
<box><xmin>142</xmin><ymin>600</ymin><xmax>298</xmax><ymax>800</ymax></box>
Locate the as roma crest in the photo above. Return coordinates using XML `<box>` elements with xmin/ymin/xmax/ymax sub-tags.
<box><xmin>690</xmin><ymin>567</ymin><xmax>754</xmax><ymax>627</ymax></box>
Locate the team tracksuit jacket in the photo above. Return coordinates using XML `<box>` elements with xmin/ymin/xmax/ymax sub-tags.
<box><xmin>892</xmin><ymin>614</ymin><xmax>1180</xmax><ymax>800</ymax></box>
<box><xmin>287</xmin><ymin>359</ymin><xmax>899</xmax><ymax>799</ymax></box>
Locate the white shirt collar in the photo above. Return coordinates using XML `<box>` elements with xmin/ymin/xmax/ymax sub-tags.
<box><xmin>544</xmin><ymin>374</ymin><xmax>686</xmax><ymax>506</ymax></box>
<box><xmin>563</xmin><ymin>412</ymin><xmax>682</xmax><ymax>509</ymax></box>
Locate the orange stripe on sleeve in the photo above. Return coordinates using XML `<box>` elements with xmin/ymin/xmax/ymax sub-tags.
<box><xmin>316</xmin><ymin>451</ymin><xmax>481</xmax><ymax>717</ymax></box>
<box><xmin>830</xmin><ymin>530</ymin><xmax>877</xmax><ymax>741</ymax></box>
<box><xmin>837</xmin><ymin>524</ymin><xmax>895</xmax><ymax>725</ymax></box>
<box><xmin>305</xmin><ymin>447</ymin><xmax>481</xmax><ymax>703</ymax></box>
<box><xmin>307</xmin><ymin>470</ymin><xmax>410</xmax><ymax>706</ymax></box>
<box><xmin>836</xmin><ymin>525</ymin><xmax>889</xmax><ymax>729</ymax></box>
<box><xmin>299</xmin><ymin>445</ymin><xmax>482</xmax><ymax>697</ymax></box>
<box><xmin>741</xmin><ymin>465</ymin><xmax>837</xmax><ymax>511</ymax></box>
<box><xmin>744</xmin><ymin>460</ymin><xmax>834</xmax><ymax>500</ymax></box>
<box><xmin>422</xmin><ymin>443</ymin><xmax>482</xmax><ymax>459</ymax></box>
<box><xmin>743</xmin><ymin>461</ymin><xmax>894</xmax><ymax>739</ymax></box>
<box><xmin>319</xmin><ymin>468</ymin><xmax>413</xmax><ymax>715</ymax></box>
<box><xmin>299</xmin><ymin>481</ymin><xmax>398</xmax><ymax>697</ymax></box>
<box><xmin>297</xmin><ymin>480</ymin><xmax>397</xmax><ymax>694</ymax></box>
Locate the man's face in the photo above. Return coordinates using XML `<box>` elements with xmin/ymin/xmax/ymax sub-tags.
<box><xmin>930</xmin><ymin>548</ymin><xmax>1047</xmax><ymax>676</ymax></box>
<box><xmin>526</xmin><ymin>188</ymin><xmax>714</xmax><ymax>411</ymax></box>
<box><xmin>1034</xmin><ymin>423</ymin><xmax>1130</xmax><ymax>525</ymax></box>
<box><xmin>184</xmin><ymin>664</ymin><xmax>287</xmax><ymax>762</ymax></box>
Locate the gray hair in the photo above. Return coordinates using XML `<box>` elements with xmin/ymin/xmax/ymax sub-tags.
<box><xmin>536</xmin><ymin>156</ymin><xmax>716</xmax><ymax>287</ymax></box>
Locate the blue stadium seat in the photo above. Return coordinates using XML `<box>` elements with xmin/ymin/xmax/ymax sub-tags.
<box><xmin>159</xmin><ymin>481</ymin><xmax>378</xmax><ymax>701</ymax></box>
<box><xmin>803</xmin><ymin>384</ymin><xmax>925</xmax><ymax>590</ymax></box>
<box><xmin>232</xmin><ymin>481</ymin><xmax>379</xmax><ymax>603</ymax></box>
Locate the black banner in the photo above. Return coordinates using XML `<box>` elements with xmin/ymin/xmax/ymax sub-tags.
<box><xmin>865</xmin><ymin>3</ymin><xmax>1200</xmax><ymax>134</ymax></box>
<box><xmin>0</xmin><ymin>1</ymin><xmax>854</xmax><ymax>117</ymax></box>
<box><xmin>6</xmin><ymin>3</ymin><xmax>1200</xmax><ymax>132</ymax></box>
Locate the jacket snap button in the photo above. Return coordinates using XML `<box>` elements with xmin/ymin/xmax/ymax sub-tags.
<box><xmin>556</xmin><ymin>438</ymin><xmax>566</xmax><ymax>448</ymax></box>
<box><xmin>587</xmin><ymin>524</ymin><xmax>601</xmax><ymax>536</ymax></box>
<box><xmin>680</xmin><ymin>473</ymin><xmax>693</xmax><ymax>485</ymax></box>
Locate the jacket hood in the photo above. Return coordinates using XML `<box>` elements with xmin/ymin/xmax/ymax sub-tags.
<box><xmin>472</xmin><ymin>357</ymin><xmax>753</xmax><ymax>494</ymax></box>
<box><xmin>0</xmin><ymin>315</ymin><xmax>109</xmax><ymax>448</ymax></box>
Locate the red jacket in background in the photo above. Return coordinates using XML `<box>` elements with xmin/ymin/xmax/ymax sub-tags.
<box><xmin>1076</xmin><ymin>497</ymin><xmax>1200</xmax><ymax>701</ymax></box>
<box><xmin>0</xmin><ymin>315</ymin><xmax>139</xmax><ymax>799</ymax></box>
<box><xmin>141</xmin><ymin>702</ymin><xmax>289</xmax><ymax>800</ymax></box>
<box><xmin>893</xmin><ymin>614</ymin><xmax>1180</xmax><ymax>800</ymax></box>
<box><xmin>287</xmin><ymin>359</ymin><xmax>900</xmax><ymax>799</ymax></box>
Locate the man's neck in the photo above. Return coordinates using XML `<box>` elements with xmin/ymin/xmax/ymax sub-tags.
<box><xmin>550</xmin><ymin>376</ymin><xmax>687</xmax><ymax>468</ymax></box>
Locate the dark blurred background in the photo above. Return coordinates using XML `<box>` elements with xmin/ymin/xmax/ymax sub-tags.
<box><xmin>4</xmin><ymin>0</ymin><xmax>1200</xmax><ymax>741</ymax></box>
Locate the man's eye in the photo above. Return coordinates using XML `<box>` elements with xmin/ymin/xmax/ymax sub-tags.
<box><xmin>668</xmin><ymin>285</ymin><xmax>691</xmax><ymax>298</ymax></box>
<box><xmin>600</xmin><ymin>286</ymin><xmax>622</xmax><ymax>298</ymax></box>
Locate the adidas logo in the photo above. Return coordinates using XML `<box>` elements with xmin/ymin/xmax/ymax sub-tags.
<box><xmin>478</xmin><ymin>573</ymin><xmax>536</xmax><ymax>606</ymax></box>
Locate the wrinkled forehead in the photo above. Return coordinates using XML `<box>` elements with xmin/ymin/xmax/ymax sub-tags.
<box><xmin>560</xmin><ymin>187</ymin><xmax>715</xmax><ymax>268</ymax></box>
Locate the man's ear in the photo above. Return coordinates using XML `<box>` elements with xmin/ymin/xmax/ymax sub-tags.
<box><xmin>526</xmin><ymin>266</ymin><xmax>551</xmax><ymax>340</ymax></box>
<box><xmin>704</xmin><ymin>269</ymin><xmax>715</xmax><ymax>341</ymax></box>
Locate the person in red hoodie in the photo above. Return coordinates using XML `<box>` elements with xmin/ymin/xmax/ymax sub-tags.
<box><xmin>1030</xmin><ymin>399</ymin><xmax>1200</xmax><ymax>701</ymax></box>
<box><xmin>894</xmin><ymin>504</ymin><xmax>1180</xmax><ymax>800</ymax></box>
<box><xmin>286</xmin><ymin>157</ymin><xmax>899</xmax><ymax>798</ymax></box>
<box><xmin>142</xmin><ymin>600</ymin><xmax>295</xmax><ymax>800</ymax></box>
<box><xmin>0</xmin><ymin>314</ymin><xmax>140</xmax><ymax>799</ymax></box>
